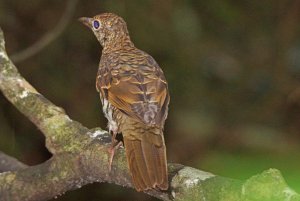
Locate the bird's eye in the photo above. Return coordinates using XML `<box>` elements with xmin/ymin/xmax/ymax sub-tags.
<box><xmin>93</xmin><ymin>20</ymin><xmax>101</xmax><ymax>29</ymax></box>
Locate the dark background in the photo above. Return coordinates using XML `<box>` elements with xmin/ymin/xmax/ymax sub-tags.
<box><xmin>1</xmin><ymin>0</ymin><xmax>300</xmax><ymax>200</ymax></box>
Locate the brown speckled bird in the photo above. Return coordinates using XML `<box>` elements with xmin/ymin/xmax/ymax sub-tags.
<box><xmin>79</xmin><ymin>13</ymin><xmax>169</xmax><ymax>191</ymax></box>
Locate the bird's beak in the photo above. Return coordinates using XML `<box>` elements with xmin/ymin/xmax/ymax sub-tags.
<box><xmin>78</xmin><ymin>17</ymin><xmax>92</xmax><ymax>28</ymax></box>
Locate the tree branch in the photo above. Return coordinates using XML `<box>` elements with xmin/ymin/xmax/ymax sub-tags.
<box><xmin>0</xmin><ymin>27</ymin><xmax>299</xmax><ymax>201</ymax></box>
<box><xmin>10</xmin><ymin>0</ymin><xmax>79</xmax><ymax>63</ymax></box>
<box><xmin>0</xmin><ymin>151</ymin><xmax>27</xmax><ymax>173</ymax></box>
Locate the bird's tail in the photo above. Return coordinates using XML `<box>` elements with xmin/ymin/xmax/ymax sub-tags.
<box><xmin>122</xmin><ymin>125</ymin><xmax>168</xmax><ymax>191</ymax></box>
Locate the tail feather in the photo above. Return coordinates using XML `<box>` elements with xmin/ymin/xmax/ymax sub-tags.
<box><xmin>141</xmin><ymin>139</ymin><xmax>158</xmax><ymax>185</ymax></box>
<box><xmin>123</xmin><ymin>130</ymin><xmax>168</xmax><ymax>191</ymax></box>
<box><xmin>127</xmin><ymin>144</ymin><xmax>147</xmax><ymax>191</ymax></box>
<box><xmin>156</xmin><ymin>144</ymin><xmax>168</xmax><ymax>189</ymax></box>
<box><xmin>132</xmin><ymin>141</ymin><xmax>152</xmax><ymax>187</ymax></box>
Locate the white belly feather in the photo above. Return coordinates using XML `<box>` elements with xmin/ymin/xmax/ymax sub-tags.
<box><xmin>102</xmin><ymin>97</ymin><xmax>118</xmax><ymax>134</ymax></box>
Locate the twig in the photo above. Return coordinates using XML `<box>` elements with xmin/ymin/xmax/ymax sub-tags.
<box><xmin>10</xmin><ymin>0</ymin><xmax>79</xmax><ymax>63</ymax></box>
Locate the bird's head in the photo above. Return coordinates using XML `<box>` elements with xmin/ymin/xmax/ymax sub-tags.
<box><xmin>79</xmin><ymin>13</ymin><xmax>131</xmax><ymax>49</ymax></box>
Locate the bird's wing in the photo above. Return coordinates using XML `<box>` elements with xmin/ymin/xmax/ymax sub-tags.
<box><xmin>97</xmin><ymin>54</ymin><xmax>169</xmax><ymax>126</ymax></box>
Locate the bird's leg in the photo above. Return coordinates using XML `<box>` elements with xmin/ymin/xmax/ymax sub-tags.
<box><xmin>108</xmin><ymin>131</ymin><xmax>123</xmax><ymax>171</ymax></box>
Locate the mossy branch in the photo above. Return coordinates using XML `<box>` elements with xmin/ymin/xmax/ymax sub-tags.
<box><xmin>0</xmin><ymin>151</ymin><xmax>28</xmax><ymax>172</ymax></box>
<box><xmin>0</xmin><ymin>27</ymin><xmax>299</xmax><ymax>201</ymax></box>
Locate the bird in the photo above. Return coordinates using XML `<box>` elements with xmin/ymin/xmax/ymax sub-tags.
<box><xmin>79</xmin><ymin>13</ymin><xmax>170</xmax><ymax>192</ymax></box>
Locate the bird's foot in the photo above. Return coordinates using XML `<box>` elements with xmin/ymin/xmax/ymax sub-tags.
<box><xmin>108</xmin><ymin>141</ymin><xmax>123</xmax><ymax>172</ymax></box>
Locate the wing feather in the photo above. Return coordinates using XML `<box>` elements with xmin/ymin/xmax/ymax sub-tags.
<box><xmin>97</xmin><ymin>51</ymin><xmax>169</xmax><ymax>126</ymax></box>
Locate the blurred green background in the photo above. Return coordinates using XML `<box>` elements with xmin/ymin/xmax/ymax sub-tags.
<box><xmin>1</xmin><ymin>0</ymin><xmax>300</xmax><ymax>200</ymax></box>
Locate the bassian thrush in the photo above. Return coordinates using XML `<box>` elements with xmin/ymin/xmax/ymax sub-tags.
<box><xmin>79</xmin><ymin>13</ymin><xmax>170</xmax><ymax>191</ymax></box>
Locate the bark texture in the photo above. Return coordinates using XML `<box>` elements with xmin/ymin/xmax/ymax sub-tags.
<box><xmin>0</xmin><ymin>27</ymin><xmax>299</xmax><ymax>201</ymax></box>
